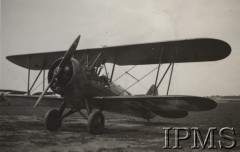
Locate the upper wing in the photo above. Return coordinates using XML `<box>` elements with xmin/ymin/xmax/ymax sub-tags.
<box><xmin>6</xmin><ymin>38</ymin><xmax>231</xmax><ymax>70</ymax></box>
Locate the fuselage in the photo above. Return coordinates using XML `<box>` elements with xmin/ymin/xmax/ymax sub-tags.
<box><xmin>48</xmin><ymin>57</ymin><xmax>156</xmax><ymax>120</ymax></box>
<box><xmin>82</xmin><ymin>76</ymin><xmax>156</xmax><ymax>120</ymax></box>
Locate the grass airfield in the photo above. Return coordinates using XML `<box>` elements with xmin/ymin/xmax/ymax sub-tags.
<box><xmin>0</xmin><ymin>102</ymin><xmax>240</xmax><ymax>152</ymax></box>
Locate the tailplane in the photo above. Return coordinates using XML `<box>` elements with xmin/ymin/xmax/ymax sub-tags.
<box><xmin>146</xmin><ymin>84</ymin><xmax>158</xmax><ymax>95</ymax></box>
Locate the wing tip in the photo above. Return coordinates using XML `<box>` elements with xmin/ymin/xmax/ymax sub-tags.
<box><xmin>216</xmin><ymin>39</ymin><xmax>231</xmax><ymax>60</ymax></box>
<box><xmin>208</xmin><ymin>38</ymin><xmax>231</xmax><ymax>61</ymax></box>
<box><xmin>206</xmin><ymin>98</ymin><xmax>218</xmax><ymax>110</ymax></box>
<box><xmin>196</xmin><ymin>97</ymin><xmax>218</xmax><ymax>111</ymax></box>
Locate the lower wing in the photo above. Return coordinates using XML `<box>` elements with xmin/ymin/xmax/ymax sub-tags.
<box><xmin>93</xmin><ymin>95</ymin><xmax>217</xmax><ymax>118</ymax></box>
<box><xmin>1</xmin><ymin>93</ymin><xmax>217</xmax><ymax>118</ymax></box>
<box><xmin>0</xmin><ymin>94</ymin><xmax>62</xmax><ymax>107</ymax></box>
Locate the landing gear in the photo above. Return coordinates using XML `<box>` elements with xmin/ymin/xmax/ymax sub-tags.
<box><xmin>44</xmin><ymin>109</ymin><xmax>62</xmax><ymax>131</ymax></box>
<box><xmin>44</xmin><ymin>99</ymin><xmax>105</xmax><ymax>134</ymax></box>
<box><xmin>87</xmin><ymin>111</ymin><xmax>105</xmax><ymax>134</ymax></box>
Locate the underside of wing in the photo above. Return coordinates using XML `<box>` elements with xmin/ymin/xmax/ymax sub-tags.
<box><xmin>6</xmin><ymin>38</ymin><xmax>231</xmax><ymax>70</ymax></box>
<box><xmin>92</xmin><ymin>95</ymin><xmax>217</xmax><ymax>118</ymax></box>
<box><xmin>0</xmin><ymin>89</ymin><xmax>26</xmax><ymax>94</ymax></box>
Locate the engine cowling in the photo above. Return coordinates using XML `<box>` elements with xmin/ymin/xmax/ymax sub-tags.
<box><xmin>48</xmin><ymin>57</ymin><xmax>85</xmax><ymax>95</ymax></box>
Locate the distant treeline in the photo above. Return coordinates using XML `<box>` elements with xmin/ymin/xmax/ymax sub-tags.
<box><xmin>209</xmin><ymin>95</ymin><xmax>240</xmax><ymax>99</ymax></box>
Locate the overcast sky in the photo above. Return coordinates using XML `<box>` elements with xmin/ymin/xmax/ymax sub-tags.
<box><xmin>1</xmin><ymin>0</ymin><xmax>240</xmax><ymax>96</ymax></box>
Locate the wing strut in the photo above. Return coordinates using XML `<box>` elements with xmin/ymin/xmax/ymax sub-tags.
<box><xmin>156</xmin><ymin>63</ymin><xmax>172</xmax><ymax>89</ymax></box>
<box><xmin>154</xmin><ymin>47</ymin><xmax>164</xmax><ymax>95</ymax></box>
<box><xmin>167</xmin><ymin>63</ymin><xmax>174</xmax><ymax>95</ymax></box>
<box><xmin>89</xmin><ymin>52</ymin><xmax>102</xmax><ymax>70</ymax></box>
<box><xmin>79</xmin><ymin>53</ymin><xmax>87</xmax><ymax>63</ymax></box>
<box><xmin>85</xmin><ymin>52</ymin><xmax>89</xmax><ymax>67</ymax></box>
<box><xmin>103</xmin><ymin>62</ymin><xmax>109</xmax><ymax>79</ymax></box>
<box><xmin>29</xmin><ymin>69</ymin><xmax>43</xmax><ymax>93</ymax></box>
<box><xmin>110</xmin><ymin>58</ymin><xmax>116</xmax><ymax>82</ymax></box>
<box><xmin>43</xmin><ymin>69</ymin><xmax>45</xmax><ymax>91</ymax></box>
<box><xmin>155</xmin><ymin>50</ymin><xmax>176</xmax><ymax>95</ymax></box>
<box><xmin>25</xmin><ymin>67</ymin><xmax>48</xmax><ymax>95</ymax></box>
<box><xmin>27</xmin><ymin>58</ymin><xmax>31</xmax><ymax>95</ymax></box>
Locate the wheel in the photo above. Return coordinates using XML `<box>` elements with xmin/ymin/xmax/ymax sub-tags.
<box><xmin>44</xmin><ymin>109</ymin><xmax>62</xmax><ymax>131</ymax></box>
<box><xmin>87</xmin><ymin>111</ymin><xmax>105</xmax><ymax>134</ymax></box>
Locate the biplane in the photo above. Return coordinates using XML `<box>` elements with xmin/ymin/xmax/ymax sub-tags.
<box><xmin>3</xmin><ymin>35</ymin><xmax>231</xmax><ymax>134</ymax></box>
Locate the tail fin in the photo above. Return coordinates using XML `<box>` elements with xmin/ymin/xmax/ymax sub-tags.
<box><xmin>146</xmin><ymin>84</ymin><xmax>158</xmax><ymax>95</ymax></box>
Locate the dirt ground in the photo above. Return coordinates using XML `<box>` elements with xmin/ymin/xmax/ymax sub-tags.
<box><xmin>0</xmin><ymin>102</ymin><xmax>240</xmax><ymax>152</ymax></box>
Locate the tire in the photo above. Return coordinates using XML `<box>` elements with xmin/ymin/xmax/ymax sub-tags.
<box><xmin>87</xmin><ymin>111</ymin><xmax>105</xmax><ymax>134</ymax></box>
<box><xmin>44</xmin><ymin>109</ymin><xmax>62</xmax><ymax>131</ymax></box>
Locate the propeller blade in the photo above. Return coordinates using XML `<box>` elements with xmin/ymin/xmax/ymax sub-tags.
<box><xmin>34</xmin><ymin>77</ymin><xmax>55</xmax><ymax>108</ymax></box>
<box><xmin>34</xmin><ymin>35</ymin><xmax>81</xmax><ymax>108</ymax></box>
<box><xmin>59</xmin><ymin>35</ymin><xmax>81</xmax><ymax>69</ymax></box>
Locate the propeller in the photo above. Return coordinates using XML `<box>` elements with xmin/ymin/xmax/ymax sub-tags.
<box><xmin>34</xmin><ymin>35</ymin><xmax>81</xmax><ymax>108</ymax></box>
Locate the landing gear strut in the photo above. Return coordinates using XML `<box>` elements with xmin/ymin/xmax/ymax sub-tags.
<box><xmin>44</xmin><ymin>99</ymin><xmax>105</xmax><ymax>134</ymax></box>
